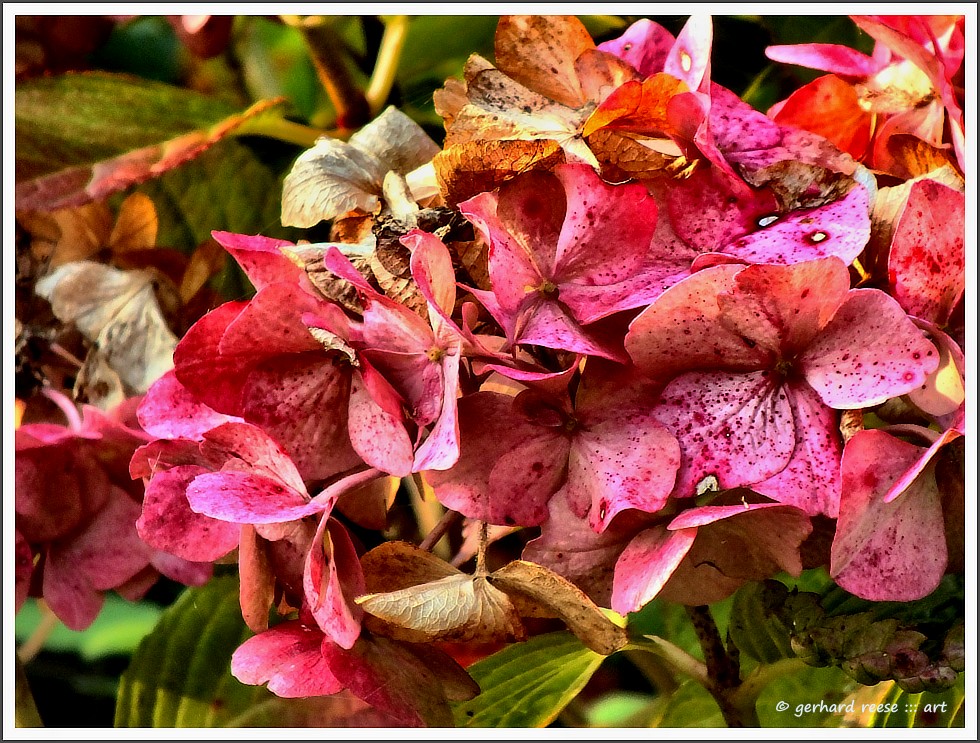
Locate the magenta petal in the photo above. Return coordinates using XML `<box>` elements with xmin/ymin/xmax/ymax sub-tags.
<box><xmin>41</xmin><ymin>552</ymin><xmax>104</xmax><ymax>631</ymax></box>
<box><xmin>403</xmin><ymin>230</ymin><xmax>458</xmax><ymax>326</ymax></box>
<box><xmin>187</xmin><ymin>472</ymin><xmax>319</xmax><ymax>524</ymax></box>
<box><xmin>486</xmin><ymin>430</ymin><xmax>569</xmax><ymax>527</ymax></box>
<box><xmin>150</xmin><ymin>551</ymin><xmax>212</xmax><ymax>587</ymax></box>
<box><xmin>723</xmin><ymin>186</ymin><xmax>871</xmax><ymax>266</ymax></box>
<box><xmin>663</xmin><ymin>14</ymin><xmax>712</xmax><ymax>92</ymax></box>
<box><xmin>172</xmin><ymin>300</ymin><xmax>250</xmax><ymax>412</ymax></box>
<box><xmin>219</xmin><ymin>283</ymin><xmax>323</xmax><ymax>357</ymax></box>
<box><xmin>765</xmin><ymin>43</ymin><xmax>880</xmax><ymax>78</ymax></box>
<box><xmin>231</xmin><ymin>620</ymin><xmax>344</xmax><ymax>698</ymax></box>
<box><xmin>801</xmin><ymin>289</ymin><xmax>940</xmax><ymax>408</ymax></box>
<box><xmin>137</xmin><ymin>465</ymin><xmax>241</xmax><ymax>561</ymax></box>
<box><xmin>304</xmin><ymin>515</ymin><xmax>364</xmax><ymax>649</ymax></box>
<box><xmin>887</xmin><ymin>179</ymin><xmax>965</xmax><ymax>326</ymax></box>
<box><xmin>138</xmin><ymin>371</ymin><xmax>243</xmax><ymax>441</ymax></box>
<box><xmin>200</xmin><ymin>422</ymin><xmax>307</xmax><ymax>493</ymax></box>
<box><xmin>831</xmin><ymin>430</ymin><xmax>947</xmax><ymax>601</ymax></box>
<box><xmin>211</xmin><ymin>231</ymin><xmax>305</xmax><ymax>292</ymax></box>
<box><xmin>751</xmin><ymin>381</ymin><xmax>843</xmax><ymax>517</ymax></box>
<box><xmin>655</xmin><ymin>370</ymin><xmax>795</xmax><ymax>497</ymax></box>
<box><xmin>519</xmin><ymin>299</ymin><xmax>628</xmax><ymax>362</ymax></box>
<box><xmin>347</xmin><ymin>370</ymin><xmax>414</xmax><ymax>477</ymax></box>
<box><xmin>626</xmin><ymin>263</ymin><xmax>766</xmax><ymax>379</ymax></box>
<box><xmin>611</xmin><ymin>526</ymin><xmax>697</xmax><ymax>614</ymax></box>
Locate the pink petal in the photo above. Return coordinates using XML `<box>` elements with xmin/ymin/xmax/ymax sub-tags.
<box><xmin>597</xmin><ymin>18</ymin><xmax>675</xmax><ymax>77</ymax></box>
<box><xmin>15</xmin><ymin>530</ymin><xmax>35</xmax><ymax>611</ymax></box>
<box><xmin>518</xmin><ymin>298</ymin><xmax>628</xmax><ymax>361</ymax></box>
<box><xmin>137</xmin><ymin>371</ymin><xmax>243</xmax><ymax>441</ymax></box>
<box><xmin>200</xmin><ymin>421</ymin><xmax>307</xmax><ymax>493</ymax></box>
<box><xmin>552</xmin><ymin>164</ymin><xmax>657</xmax><ymax>286</ymax></box>
<box><xmin>41</xmin><ymin>551</ymin><xmax>104</xmax><ymax>631</ymax></box>
<box><xmin>831</xmin><ymin>430</ymin><xmax>947</xmax><ymax>601</ymax></box>
<box><xmin>231</xmin><ymin>620</ymin><xmax>344</xmax><ymax>698</ymax></box>
<box><xmin>412</xmin><ymin>350</ymin><xmax>461</xmax><ymax>472</ymax></box>
<box><xmin>304</xmin><ymin>516</ymin><xmax>364</xmax><ymax>649</ymax></box>
<box><xmin>751</xmin><ymin>381</ymin><xmax>843</xmax><ymax>517</ymax></box>
<box><xmin>663</xmin><ymin>14</ymin><xmax>712</xmax><ymax>93</ymax></box>
<box><xmin>887</xmin><ymin>179</ymin><xmax>965</xmax><ymax>326</ymax></box>
<box><xmin>625</xmin><ymin>263</ymin><xmax>767</xmax><ymax>379</ymax></box>
<box><xmin>137</xmin><ymin>465</ymin><xmax>241</xmax><ymax>561</ymax></box>
<box><xmin>722</xmin><ymin>186</ymin><xmax>871</xmax><ymax>266</ymax></box>
<box><xmin>718</xmin><ymin>257</ymin><xmax>851</xmax><ymax>358</ymax></box>
<box><xmin>210</xmin><ymin>231</ymin><xmax>305</xmax><ymax>292</ymax></box>
<box><xmin>487</xmin><ymin>429</ymin><xmax>570</xmax><ymax>527</ymax></box>
<box><xmin>149</xmin><ymin>551</ymin><xmax>212</xmax><ymax>587</ymax></box>
<box><xmin>403</xmin><ymin>230</ymin><xmax>458</xmax><ymax>326</ymax></box>
<box><xmin>611</xmin><ymin>526</ymin><xmax>697</xmax><ymax>614</ymax></box>
<box><xmin>186</xmin><ymin>471</ymin><xmax>320</xmax><ymax>524</ymax></box>
<box><xmin>560</xmin><ymin>410</ymin><xmax>679</xmax><ymax>532</ymax></box>
<box><xmin>801</xmin><ymin>289</ymin><xmax>940</xmax><ymax>408</ymax></box>
<box><xmin>765</xmin><ymin>43</ymin><xmax>880</xmax><ymax>78</ymax></box>
<box><xmin>172</xmin><ymin>300</ymin><xmax>250</xmax><ymax>413</ymax></box>
<box><xmin>347</xmin><ymin>369</ymin><xmax>414</xmax><ymax>477</ymax></box>
<box><xmin>654</xmin><ymin>369</ymin><xmax>796</xmax><ymax>497</ymax></box>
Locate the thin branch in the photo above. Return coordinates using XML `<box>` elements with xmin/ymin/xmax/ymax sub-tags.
<box><xmin>404</xmin><ymin>473</ymin><xmax>450</xmax><ymax>560</ymax></box>
<box><xmin>17</xmin><ymin>600</ymin><xmax>60</xmax><ymax>664</ymax></box>
<box><xmin>418</xmin><ymin>508</ymin><xmax>462</xmax><ymax>553</ymax></box>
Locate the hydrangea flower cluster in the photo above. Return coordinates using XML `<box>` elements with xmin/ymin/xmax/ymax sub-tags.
<box><xmin>16</xmin><ymin>14</ymin><xmax>965</xmax><ymax>726</ymax></box>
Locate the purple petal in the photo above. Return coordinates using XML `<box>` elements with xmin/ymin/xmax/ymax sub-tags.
<box><xmin>801</xmin><ymin>289</ymin><xmax>940</xmax><ymax>408</ymax></box>
<box><xmin>655</xmin><ymin>369</ymin><xmax>796</xmax><ymax>497</ymax></box>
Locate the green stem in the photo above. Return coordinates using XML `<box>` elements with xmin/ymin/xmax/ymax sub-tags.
<box><xmin>234</xmin><ymin>116</ymin><xmax>325</xmax><ymax>148</ymax></box>
<box><xmin>17</xmin><ymin>601</ymin><xmax>59</xmax><ymax>664</ymax></box>
<box><xmin>15</xmin><ymin>655</ymin><xmax>44</xmax><ymax>728</ymax></box>
<box><xmin>365</xmin><ymin>15</ymin><xmax>411</xmax><ymax>115</ymax></box>
<box><xmin>627</xmin><ymin>636</ymin><xmax>709</xmax><ymax>688</ymax></box>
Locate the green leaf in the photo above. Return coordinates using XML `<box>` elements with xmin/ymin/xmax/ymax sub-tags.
<box><xmin>756</xmin><ymin>663</ymin><xmax>859</xmax><ymax>727</ymax></box>
<box><xmin>15</xmin><ymin>71</ymin><xmax>285</xmax><ymax>212</ymax></box>
<box><xmin>728</xmin><ymin>581</ymin><xmax>796</xmax><ymax>663</ymax></box>
<box><xmin>15</xmin><ymin>596</ymin><xmax>163</xmax><ymax>661</ymax></box>
<box><xmin>114</xmin><ymin>574</ymin><xmax>266</xmax><ymax>727</ymax></box>
<box><xmin>451</xmin><ymin>631</ymin><xmax>608</xmax><ymax>727</ymax></box>
<box><xmin>836</xmin><ymin>676</ymin><xmax>966</xmax><ymax>728</ymax></box>
<box><xmin>647</xmin><ymin>680</ymin><xmax>726</xmax><ymax>728</ymax></box>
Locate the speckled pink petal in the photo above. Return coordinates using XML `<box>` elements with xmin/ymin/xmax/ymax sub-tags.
<box><xmin>137</xmin><ymin>464</ymin><xmax>240</xmax><ymax>561</ymax></box>
<box><xmin>883</xmin><ymin>428</ymin><xmax>962</xmax><ymax>505</ymax></box>
<box><xmin>347</xmin><ymin>369</ymin><xmax>414</xmax><ymax>477</ymax></box>
<box><xmin>413</xmin><ymin>349</ymin><xmax>461</xmax><ymax>472</ymax></box>
<box><xmin>663</xmin><ymin>14</ymin><xmax>712</xmax><ymax>93</ymax></box>
<box><xmin>461</xmin><ymin>183</ymin><xmax>553</xmax><ymax>312</ymax></box>
<box><xmin>718</xmin><ymin>257</ymin><xmax>851</xmax><ymax>357</ymax></box>
<box><xmin>654</xmin><ymin>369</ymin><xmax>796</xmax><ymax>497</ymax></box>
<box><xmin>625</xmin><ymin>263</ymin><xmax>767</xmax><ymax>380</ymax></box>
<box><xmin>218</xmin><ymin>283</ymin><xmax>324</xmax><ymax>357</ymax></box>
<box><xmin>129</xmin><ymin>438</ymin><xmax>206</xmax><ymax>480</ymax></box>
<box><xmin>800</xmin><ymin>288</ymin><xmax>940</xmax><ymax>408</ymax></box>
<box><xmin>236</xmin><ymin>354</ymin><xmax>361</xmax><ymax>482</ymax></box>
<box><xmin>403</xmin><ymin>230</ymin><xmax>458</xmax><ymax>328</ymax></box>
<box><xmin>666</xmin><ymin>167</ymin><xmax>781</xmax><ymax>254</ymax></box>
<box><xmin>71</xmin><ymin>487</ymin><xmax>153</xmax><ymax>591</ymax></box>
<box><xmin>487</xmin><ymin>429</ymin><xmax>570</xmax><ymax>527</ymax></box>
<box><xmin>137</xmin><ymin>371</ymin><xmax>243</xmax><ymax>441</ymax></box>
<box><xmin>552</xmin><ymin>164</ymin><xmax>657</xmax><ymax>285</ymax></box>
<box><xmin>722</xmin><ymin>186</ymin><xmax>871</xmax><ymax>266</ymax></box>
<box><xmin>752</xmin><ymin>381</ymin><xmax>843</xmax><ymax>517</ymax></box>
<box><xmin>765</xmin><ymin>43</ymin><xmax>880</xmax><ymax>78</ymax></box>
<box><xmin>211</xmin><ymin>230</ymin><xmax>306</xmax><ymax>292</ymax></box>
<box><xmin>304</xmin><ymin>515</ymin><xmax>364</xmax><ymax>649</ymax></box>
<box><xmin>172</xmin><ymin>300</ymin><xmax>249</xmax><ymax>413</ymax></box>
<box><xmin>186</xmin><ymin>472</ymin><xmax>319</xmax><ymax>524</ymax></box>
<box><xmin>597</xmin><ymin>18</ymin><xmax>675</xmax><ymax>77</ymax></box>
<box><xmin>559</xmin><ymin>411</ymin><xmax>679</xmax><ymax>533</ymax></box>
<box><xmin>907</xmin><ymin>321</ymin><xmax>965</xmax><ymax>426</ymax></box>
<box><xmin>231</xmin><ymin>620</ymin><xmax>344</xmax><ymax>698</ymax></box>
<box><xmin>831</xmin><ymin>430</ymin><xmax>947</xmax><ymax>601</ymax></box>
<box><xmin>887</xmin><ymin>179</ymin><xmax>965</xmax><ymax>326</ymax></box>
<box><xmin>611</xmin><ymin>525</ymin><xmax>697</xmax><ymax>614</ymax></box>
<box><xmin>199</xmin><ymin>421</ymin><xmax>307</xmax><ymax>492</ymax></box>
<box><xmin>519</xmin><ymin>299</ymin><xmax>628</xmax><ymax>362</ymax></box>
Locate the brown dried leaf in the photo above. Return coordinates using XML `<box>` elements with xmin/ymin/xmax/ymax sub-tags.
<box><xmin>356</xmin><ymin>573</ymin><xmax>526</xmax><ymax>644</ymax></box>
<box><xmin>178</xmin><ymin>237</ymin><xmax>227</xmax><ymax>304</ymax></box>
<box><xmin>335</xmin><ymin>475</ymin><xmax>399</xmax><ymax>531</ymax></box>
<box><xmin>18</xmin><ymin>201</ymin><xmax>113</xmax><ymax>266</ymax></box>
<box><xmin>433</xmin><ymin>139</ymin><xmax>566</xmax><ymax>206</ymax></box>
<box><xmin>585</xmin><ymin>128</ymin><xmax>692</xmax><ymax>182</ymax></box>
<box><xmin>107</xmin><ymin>192</ymin><xmax>158</xmax><ymax>252</ymax></box>
<box><xmin>34</xmin><ymin>260</ymin><xmax>178</xmax><ymax>404</ymax></box>
<box><xmin>360</xmin><ymin>540</ymin><xmax>462</xmax><ymax>595</ymax></box>
<box><xmin>494</xmin><ymin>16</ymin><xmax>595</xmax><ymax>108</ymax></box>
<box><xmin>491</xmin><ymin>560</ymin><xmax>628</xmax><ymax>656</ymax></box>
